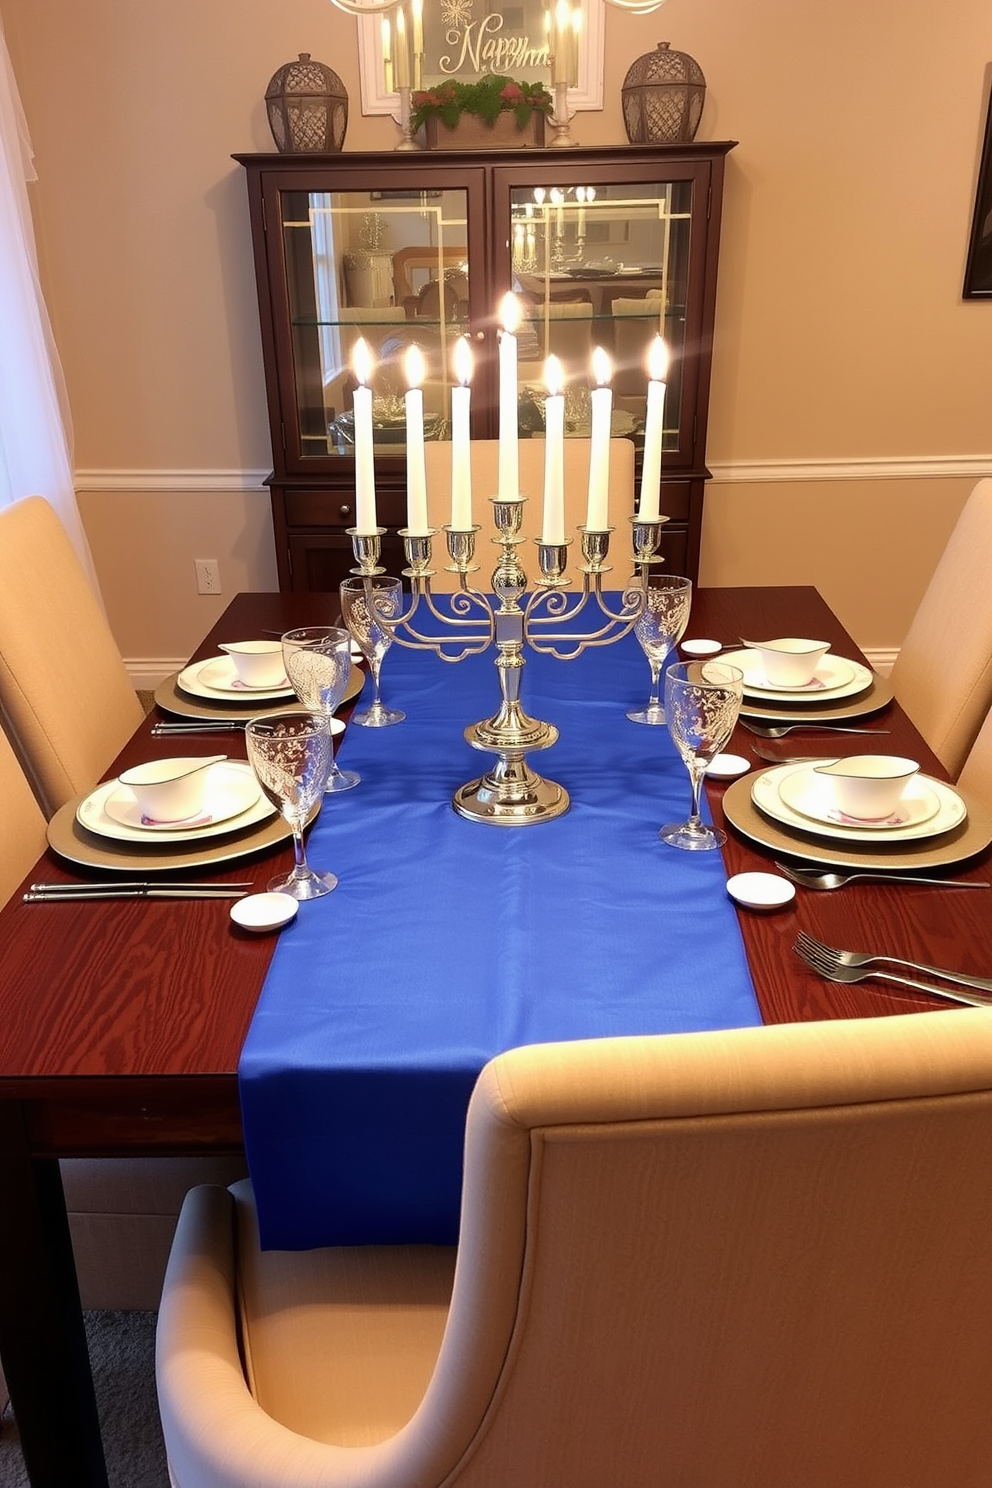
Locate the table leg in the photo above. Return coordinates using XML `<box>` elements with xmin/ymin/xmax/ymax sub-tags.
<box><xmin>0</xmin><ymin>1105</ymin><xmax>108</xmax><ymax>1488</ymax></box>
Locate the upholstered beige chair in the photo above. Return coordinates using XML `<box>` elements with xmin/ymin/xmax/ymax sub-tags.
<box><xmin>957</xmin><ymin>701</ymin><xmax>992</xmax><ymax>810</ymax></box>
<box><xmin>422</xmin><ymin>437</ymin><xmax>635</xmax><ymax>590</ymax></box>
<box><xmin>0</xmin><ymin>722</ymin><xmax>48</xmax><ymax>909</ymax></box>
<box><xmin>890</xmin><ymin>477</ymin><xmax>992</xmax><ymax>773</ymax></box>
<box><xmin>0</xmin><ymin>495</ymin><xmax>145</xmax><ymax>816</ymax></box>
<box><xmin>158</xmin><ymin>1010</ymin><xmax>992</xmax><ymax>1488</ymax></box>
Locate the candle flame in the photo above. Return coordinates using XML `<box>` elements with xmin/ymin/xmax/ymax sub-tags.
<box><xmin>591</xmin><ymin>346</ymin><xmax>612</xmax><ymax>386</ymax></box>
<box><xmin>648</xmin><ymin>335</ymin><xmax>669</xmax><ymax>383</ymax></box>
<box><xmin>499</xmin><ymin>292</ymin><xmax>522</xmax><ymax>336</ymax></box>
<box><xmin>353</xmin><ymin>337</ymin><xmax>374</xmax><ymax>386</ymax></box>
<box><xmin>454</xmin><ymin>335</ymin><xmax>474</xmax><ymax>385</ymax></box>
<box><xmin>544</xmin><ymin>354</ymin><xmax>564</xmax><ymax>398</ymax></box>
<box><xmin>404</xmin><ymin>344</ymin><xmax>426</xmax><ymax>389</ymax></box>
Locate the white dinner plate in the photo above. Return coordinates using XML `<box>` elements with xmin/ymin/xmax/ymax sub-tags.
<box><xmin>177</xmin><ymin>655</ymin><xmax>295</xmax><ymax>703</ymax></box>
<box><xmin>720</xmin><ymin>649</ymin><xmax>871</xmax><ymax>703</ymax></box>
<box><xmin>751</xmin><ymin>760</ymin><xmax>966</xmax><ymax>846</ymax></box>
<box><xmin>102</xmin><ymin>761</ymin><xmax>263</xmax><ymax>833</ymax></box>
<box><xmin>777</xmin><ymin>764</ymin><xmax>942</xmax><ymax>832</ymax></box>
<box><xmin>77</xmin><ymin>763</ymin><xmax>277</xmax><ymax>845</ymax></box>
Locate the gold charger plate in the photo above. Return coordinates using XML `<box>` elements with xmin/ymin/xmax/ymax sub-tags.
<box><xmin>154</xmin><ymin>663</ymin><xmax>365</xmax><ymax>721</ymax></box>
<box><xmin>47</xmin><ymin>796</ymin><xmax>299</xmax><ymax>873</ymax></box>
<box><xmin>722</xmin><ymin>767</ymin><xmax>992</xmax><ymax>872</ymax></box>
<box><xmin>739</xmin><ymin>673</ymin><xmax>893</xmax><ymax>724</ymax></box>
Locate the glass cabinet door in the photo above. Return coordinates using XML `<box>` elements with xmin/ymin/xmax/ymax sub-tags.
<box><xmin>494</xmin><ymin>162</ymin><xmax>712</xmax><ymax>474</ymax></box>
<box><xmin>276</xmin><ymin>183</ymin><xmax>475</xmax><ymax>464</ymax></box>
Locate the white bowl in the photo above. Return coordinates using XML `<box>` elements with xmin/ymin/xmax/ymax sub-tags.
<box><xmin>726</xmin><ymin>872</ymin><xmax>796</xmax><ymax>911</ymax></box>
<box><xmin>219</xmin><ymin>640</ymin><xmax>287</xmax><ymax>689</ymax></box>
<box><xmin>813</xmin><ymin>755</ymin><xmax>921</xmax><ymax>821</ymax></box>
<box><xmin>749</xmin><ymin>637</ymin><xmax>830</xmax><ymax>689</ymax></box>
<box><xmin>117</xmin><ymin>755</ymin><xmax>224</xmax><ymax>823</ymax></box>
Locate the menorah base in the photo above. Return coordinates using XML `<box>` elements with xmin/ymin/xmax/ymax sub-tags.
<box><xmin>453</xmin><ymin>762</ymin><xmax>569</xmax><ymax>825</ymax></box>
<box><xmin>454</xmin><ymin>720</ymin><xmax>568</xmax><ymax>824</ymax></box>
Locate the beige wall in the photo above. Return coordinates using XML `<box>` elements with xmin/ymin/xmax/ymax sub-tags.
<box><xmin>1</xmin><ymin>0</ymin><xmax>990</xmax><ymax>671</ymax></box>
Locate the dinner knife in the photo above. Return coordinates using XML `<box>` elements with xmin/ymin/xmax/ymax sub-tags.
<box><xmin>24</xmin><ymin>887</ymin><xmax>250</xmax><ymax>902</ymax></box>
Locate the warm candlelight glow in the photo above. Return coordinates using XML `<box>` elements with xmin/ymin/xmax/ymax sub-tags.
<box><xmin>499</xmin><ymin>291</ymin><xmax>522</xmax><ymax>335</ymax></box>
<box><xmin>381</xmin><ymin>15</ymin><xmax>393</xmax><ymax>92</ymax></box>
<box><xmin>454</xmin><ymin>334</ymin><xmax>474</xmax><ymax>385</ymax></box>
<box><xmin>648</xmin><ymin>335</ymin><xmax>670</xmax><ymax>383</ymax></box>
<box><xmin>544</xmin><ymin>353</ymin><xmax>564</xmax><ymax>398</ymax></box>
<box><xmin>395</xmin><ymin>4</ymin><xmax>411</xmax><ymax>89</ymax></box>
<box><xmin>592</xmin><ymin>345</ymin><xmax>612</xmax><ymax>386</ymax></box>
<box><xmin>404</xmin><ymin>344</ymin><xmax>426</xmax><ymax>388</ymax></box>
<box><xmin>353</xmin><ymin>336</ymin><xmax>374</xmax><ymax>386</ymax></box>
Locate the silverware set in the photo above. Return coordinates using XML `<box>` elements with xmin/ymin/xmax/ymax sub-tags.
<box><xmin>25</xmin><ymin>880</ymin><xmax>252</xmax><ymax>903</ymax></box>
<box><xmin>152</xmin><ymin>720</ymin><xmax>248</xmax><ymax>736</ymax></box>
<box><xmin>793</xmin><ymin>930</ymin><xmax>992</xmax><ymax>1007</ymax></box>
<box><xmin>741</xmin><ymin>720</ymin><xmax>889</xmax><ymax>739</ymax></box>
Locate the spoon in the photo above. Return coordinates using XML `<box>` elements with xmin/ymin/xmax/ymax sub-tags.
<box><xmin>773</xmin><ymin>861</ymin><xmax>989</xmax><ymax>892</ymax></box>
<box><xmin>741</xmin><ymin>721</ymin><xmax>889</xmax><ymax>739</ymax></box>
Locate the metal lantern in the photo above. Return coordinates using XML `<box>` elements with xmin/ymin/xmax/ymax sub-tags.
<box><xmin>265</xmin><ymin>53</ymin><xmax>348</xmax><ymax>153</ymax></box>
<box><xmin>621</xmin><ymin>42</ymin><xmax>706</xmax><ymax>145</ymax></box>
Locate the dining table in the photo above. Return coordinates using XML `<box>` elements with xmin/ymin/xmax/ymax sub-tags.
<box><xmin>1</xmin><ymin>584</ymin><xmax>990</xmax><ymax>1488</ymax></box>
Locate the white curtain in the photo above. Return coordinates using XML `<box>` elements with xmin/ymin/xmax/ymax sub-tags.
<box><xmin>0</xmin><ymin>21</ymin><xmax>100</xmax><ymax>587</ymax></box>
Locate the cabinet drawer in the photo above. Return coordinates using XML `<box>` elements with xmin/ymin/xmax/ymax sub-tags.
<box><xmin>285</xmin><ymin>489</ymin><xmax>407</xmax><ymax>529</ymax></box>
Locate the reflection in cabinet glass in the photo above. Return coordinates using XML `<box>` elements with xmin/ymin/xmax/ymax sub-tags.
<box><xmin>236</xmin><ymin>143</ymin><xmax>734</xmax><ymax>595</ymax></box>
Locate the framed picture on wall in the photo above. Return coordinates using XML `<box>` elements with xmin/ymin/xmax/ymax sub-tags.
<box><xmin>964</xmin><ymin>86</ymin><xmax>992</xmax><ymax>298</ymax></box>
<box><xmin>356</xmin><ymin>0</ymin><xmax>604</xmax><ymax>117</ymax></box>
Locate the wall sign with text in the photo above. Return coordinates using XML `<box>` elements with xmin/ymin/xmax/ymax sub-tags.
<box><xmin>358</xmin><ymin>0</ymin><xmax>603</xmax><ymax>115</ymax></box>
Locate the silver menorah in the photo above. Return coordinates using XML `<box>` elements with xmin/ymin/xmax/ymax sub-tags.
<box><xmin>348</xmin><ymin>501</ymin><xmax>668</xmax><ymax>826</ymax></box>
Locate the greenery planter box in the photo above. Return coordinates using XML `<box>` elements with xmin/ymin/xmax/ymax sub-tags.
<box><xmin>424</xmin><ymin>110</ymin><xmax>546</xmax><ymax>150</ymax></box>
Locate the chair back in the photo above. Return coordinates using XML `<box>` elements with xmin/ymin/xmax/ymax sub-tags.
<box><xmin>0</xmin><ymin>496</ymin><xmax>144</xmax><ymax>815</ymax></box>
<box><xmin>890</xmin><ymin>477</ymin><xmax>992</xmax><ymax>772</ymax></box>
<box><xmin>159</xmin><ymin>1012</ymin><xmax>992</xmax><ymax>1488</ymax></box>
<box><xmin>0</xmin><ymin>722</ymin><xmax>47</xmax><ymax>908</ymax></box>
<box><xmin>423</xmin><ymin>437</ymin><xmax>635</xmax><ymax>590</ymax></box>
<box><xmin>957</xmin><ymin>700</ymin><xmax>992</xmax><ymax>808</ymax></box>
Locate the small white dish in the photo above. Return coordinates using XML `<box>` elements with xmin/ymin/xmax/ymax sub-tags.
<box><xmin>682</xmin><ymin>638</ymin><xmax>723</xmax><ymax>658</ymax></box>
<box><xmin>230</xmin><ymin>892</ymin><xmax>299</xmax><ymax>933</ymax></box>
<box><xmin>726</xmin><ymin>872</ymin><xmax>796</xmax><ymax>911</ymax></box>
<box><xmin>219</xmin><ymin>640</ymin><xmax>287</xmax><ymax>689</ymax></box>
<box><xmin>706</xmin><ymin>753</ymin><xmax>750</xmax><ymax>780</ymax></box>
<box><xmin>117</xmin><ymin>755</ymin><xmax>225</xmax><ymax>823</ymax></box>
<box><xmin>177</xmin><ymin>655</ymin><xmax>295</xmax><ymax>703</ymax></box>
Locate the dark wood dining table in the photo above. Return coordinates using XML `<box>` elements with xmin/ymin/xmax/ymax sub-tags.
<box><xmin>2</xmin><ymin>585</ymin><xmax>990</xmax><ymax>1488</ymax></box>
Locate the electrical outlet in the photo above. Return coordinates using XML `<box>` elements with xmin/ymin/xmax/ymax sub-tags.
<box><xmin>195</xmin><ymin>558</ymin><xmax>221</xmax><ymax>595</ymax></box>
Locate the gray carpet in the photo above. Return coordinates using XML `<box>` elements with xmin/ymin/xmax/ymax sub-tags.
<box><xmin>0</xmin><ymin>1311</ymin><xmax>169</xmax><ymax>1488</ymax></box>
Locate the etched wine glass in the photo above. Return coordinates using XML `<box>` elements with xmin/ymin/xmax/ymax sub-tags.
<box><xmin>245</xmin><ymin>712</ymin><xmax>337</xmax><ymax>898</ymax></box>
<box><xmin>340</xmin><ymin>576</ymin><xmax>406</xmax><ymax>728</ymax></box>
<box><xmin>660</xmin><ymin>660</ymin><xmax>744</xmax><ymax>851</ymax></box>
<box><xmin>625</xmin><ymin>573</ymin><xmax>693</xmax><ymax>725</ymax></box>
<box><xmin>281</xmin><ymin>626</ymin><xmax>360</xmax><ymax>792</ymax></box>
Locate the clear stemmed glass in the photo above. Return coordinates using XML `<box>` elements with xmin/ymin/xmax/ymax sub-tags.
<box><xmin>660</xmin><ymin>660</ymin><xmax>744</xmax><ymax>851</ymax></box>
<box><xmin>340</xmin><ymin>576</ymin><xmax>406</xmax><ymax>728</ymax></box>
<box><xmin>625</xmin><ymin>573</ymin><xmax>693</xmax><ymax>725</ymax></box>
<box><xmin>245</xmin><ymin>712</ymin><xmax>337</xmax><ymax>898</ymax></box>
<box><xmin>281</xmin><ymin>626</ymin><xmax>360</xmax><ymax>792</ymax></box>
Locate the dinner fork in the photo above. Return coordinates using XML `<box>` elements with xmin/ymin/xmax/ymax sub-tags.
<box><xmin>741</xmin><ymin>721</ymin><xmax>889</xmax><ymax>739</ymax></box>
<box><xmin>795</xmin><ymin>929</ymin><xmax>992</xmax><ymax>994</ymax></box>
<box><xmin>792</xmin><ymin>938</ymin><xmax>992</xmax><ymax>1008</ymax></box>
<box><xmin>773</xmin><ymin>860</ymin><xmax>988</xmax><ymax>892</ymax></box>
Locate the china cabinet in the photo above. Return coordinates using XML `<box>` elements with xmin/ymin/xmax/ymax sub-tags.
<box><xmin>236</xmin><ymin>142</ymin><xmax>735</xmax><ymax>592</ymax></box>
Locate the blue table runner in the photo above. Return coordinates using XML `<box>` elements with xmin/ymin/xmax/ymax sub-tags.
<box><xmin>239</xmin><ymin>625</ymin><xmax>761</xmax><ymax>1249</ymax></box>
